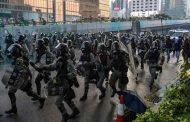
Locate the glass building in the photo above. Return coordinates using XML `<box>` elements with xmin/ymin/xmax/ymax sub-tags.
<box><xmin>164</xmin><ymin>0</ymin><xmax>185</xmax><ymax>19</ymax></box>
<box><xmin>0</xmin><ymin>0</ymin><xmax>109</xmax><ymax>23</ymax></box>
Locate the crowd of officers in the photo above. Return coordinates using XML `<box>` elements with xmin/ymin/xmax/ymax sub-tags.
<box><xmin>1</xmin><ymin>31</ymin><xmax>190</xmax><ymax>122</ymax></box>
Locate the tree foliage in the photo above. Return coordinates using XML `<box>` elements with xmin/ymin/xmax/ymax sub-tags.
<box><xmin>134</xmin><ymin>63</ymin><xmax>190</xmax><ymax>122</ymax></box>
<box><xmin>154</xmin><ymin>14</ymin><xmax>172</xmax><ymax>20</ymax></box>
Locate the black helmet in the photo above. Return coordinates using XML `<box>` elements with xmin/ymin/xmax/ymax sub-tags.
<box><xmin>97</xmin><ymin>43</ymin><xmax>107</xmax><ymax>53</ymax></box>
<box><xmin>8</xmin><ymin>44</ymin><xmax>23</xmax><ymax>59</ymax></box>
<box><xmin>81</xmin><ymin>41</ymin><xmax>91</xmax><ymax>53</ymax></box>
<box><xmin>151</xmin><ymin>41</ymin><xmax>158</xmax><ymax>49</ymax></box>
<box><xmin>111</xmin><ymin>41</ymin><xmax>120</xmax><ymax>51</ymax></box>
<box><xmin>36</xmin><ymin>39</ymin><xmax>46</xmax><ymax>52</ymax></box>
<box><xmin>40</xmin><ymin>33</ymin><xmax>44</xmax><ymax>38</ymax></box>
<box><xmin>92</xmin><ymin>39</ymin><xmax>98</xmax><ymax>48</ymax></box>
<box><xmin>113</xmin><ymin>35</ymin><xmax>118</xmax><ymax>41</ymax></box>
<box><xmin>63</xmin><ymin>37</ymin><xmax>68</xmax><ymax>44</ymax></box>
<box><xmin>7</xmin><ymin>33</ymin><xmax>13</xmax><ymax>38</ymax></box>
<box><xmin>18</xmin><ymin>35</ymin><xmax>25</xmax><ymax>44</ymax></box>
<box><xmin>32</xmin><ymin>33</ymin><xmax>37</xmax><ymax>39</ymax></box>
<box><xmin>37</xmin><ymin>39</ymin><xmax>44</xmax><ymax>46</ymax></box>
<box><xmin>48</xmin><ymin>33</ymin><xmax>52</xmax><ymax>37</ymax></box>
<box><xmin>107</xmin><ymin>39</ymin><xmax>112</xmax><ymax>46</ymax></box>
<box><xmin>67</xmin><ymin>40</ymin><xmax>73</xmax><ymax>48</ymax></box>
<box><xmin>55</xmin><ymin>43</ymin><xmax>69</xmax><ymax>58</ymax></box>
<box><xmin>179</xmin><ymin>36</ymin><xmax>183</xmax><ymax>39</ymax></box>
<box><xmin>43</xmin><ymin>37</ymin><xmax>49</xmax><ymax>46</ymax></box>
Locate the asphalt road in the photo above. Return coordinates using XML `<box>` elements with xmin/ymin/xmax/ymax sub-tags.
<box><xmin>0</xmin><ymin>51</ymin><xmax>180</xmax><ymax>122</ymax></box>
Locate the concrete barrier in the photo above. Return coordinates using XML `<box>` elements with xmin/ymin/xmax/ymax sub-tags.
<box><xmin>0</xmin><ymin>20</ymin><xmax>189</xmax><ymax>38</ymax></box>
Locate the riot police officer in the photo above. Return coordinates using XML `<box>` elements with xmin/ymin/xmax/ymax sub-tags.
<box><xmin>33</xmin><ymin>38</ymin><xmax>54</xmax><ymax>97</ymax></box>
<box><xmin>138</xmin><ymin>39</ymin><xmax>148</xmax><ymax>69</ymax></box>
<box><xmin>30</xmin><ymin>43</ymin><xmax>79</xmax><ymax>122</ymax></box>
<box><xmin>91</xmin><ymin>39</ymin><xmax>98</xmax><ymax>56</ymax></box>
<box><xmin>79</xmin><ymin>41</ymin><xmax>96</xmax><ymax>101</ymax></box>
<box><xmin>67</xmin><ymin>40</ymin><xmax>76</xmax><ymax>64</ymax></box>
<box><xmin>109</xmin><ymin>41</ymin><xmax>129</xmax><ymax>97</ymax></box>
<box><xmin>105</xmin><ymin>39</ymin><xmax>113</xmax><ymax>52</ymax></box>
<box><xmin>96</xmin><ymin>43</ymin><xmax>110</xmax><ymax>99</ymax></box>
<box><xmin>5</xmin><ymin>44</ymin><xmax>45</xmax><ymax>114</ymax></box>
<box><xmin>173</xmin><ymin>36</ymin><xmax>182</xmax><ymax>63</ymax></box>
<box><xmin>17</xmin><ymin>35</ymin><xmax>30</xmax><ymax>58</ymax></box>
<box><xmin>144</xmin><ymin>41</ymin><xmax>161</xmax><ymax>90</ymax></box>
<box><xmin>165</xmin><ymin>35</ymin><xmax>173</xmax><ymax>63</ymax></box>
<box><xmin>5</xmin><ymin>33</ymin><xmax>14</xmax><ymax>54</ymax></box>
<box><xmin>182</xmin><ymin>37</ymin><xmax>190</xmax><ymax>63</ymax></box>
<box><xmin>0</xmin><ymin>43</ymin><xmax>4</xmax><ymax>62</ymax></box>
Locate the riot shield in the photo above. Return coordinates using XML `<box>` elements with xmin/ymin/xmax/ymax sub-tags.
<box><xmin>1</xmin><ymin>66</ymin><xmax>14</xmax><ymax>87</ymax></box>
<box><xmin>117</xmin><ymin>33</ymin><xmax>138</xmax><ymax>77</ymax></box>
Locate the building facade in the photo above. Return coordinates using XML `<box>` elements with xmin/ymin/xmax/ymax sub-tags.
<box><xmin>78</xmin><ymin>0</ymin><xmax>99</xmax><ymax>18</ymax></box>
<box><xmin>110</xmin><ymin>0</ymin><xmax>129</xmax><ymax>19</ymax></box>
<box><xmin>164</xmin><ymin>0</ymin><xmax>185</xmax><ymax>19</ymax></box>
<box><xmin>99</xmin><ymin>0</ymin><xmax>109</xmax><ymax>17</ymax></box>
<box><xmin>0</xmin><ymin>0</ymin><xmax>32</xmax><ymax>18</ymax></box>
<box><xmin>0</xmin><ymin>0</ymin><xmax>110</xmax><ymax>23</ymax></box>
<box><xmin>130</xmin><ymin>0</ymin><xmax>161</xmax><ymax>17</ymax></box>
<box><xmin>184</xmin><ymin>0</ymin><xmax>190</xmax><ymax>18</ymax></box>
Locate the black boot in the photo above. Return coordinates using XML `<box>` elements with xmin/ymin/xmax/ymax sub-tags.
<box><xmin>69</xmin><ymin>108</ymin><xmax>80</xmax><ymax>119</ymax></box>
<box><xmin>39</xmin><ymin>98</ymin><xmax>45</xmax><ymax>109</ymax></box>
<box><xmin>154</xmin><ymin>73</ymin><xmax>158</xmax><ymax>80</ymax></box>
<box><xmin>159</xmin><ymin>67</ymin><xmax>162</xmax><ymax>73</ymax></box>
<box><xmin>80</xmin><ymin>94</ymin><xmax>87</xmax><ymax>101</ymax></box>
<box><xmin>62</xmin><ymin>113</ymin><xmax>70</xmax><ymax>122</ymax></box>
<box><xmin>6</xmin><ymin>93</ymin><xmax>17</xmax><ymax>114</ymax></box>
<box><xmin>5</xmin><ymin>106</ymin><xmax>17</xmax><ymax>114</ymax></box>
<box><xmin>80</xmin><ymin>88</ymin><xmax>88</xmax><ymax>101</ymax></box>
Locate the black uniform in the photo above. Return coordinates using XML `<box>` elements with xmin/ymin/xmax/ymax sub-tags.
<box><xmin>144</xmin><ymin>41</ymin><xmax>161</xmax><ymax>90</ymax></box>
<box><xmin>138</xmin><ymin>39</ymin><xmax>148</xmax><ymax>69</ymax></box>
<box><xmin>79</xmin><ymin>41</ymin><xmax>96</xmax><ymax>101</ymax></box>
<box><xmin>5</xmin><ymin>34</ymin><xmax>14</xmax><ymax>54</ymax></box>
<box><xmin>5</xmin><ymin>44</ymin><xmax>45</xmax><ymax>115</ymax></box>
<box><xmin>109</xmin><ymin>41</ymin><xmax>129</xmax><ymax>97</ymax></box>
<box><xmin>34</xmin><ymin>39</ymin><xmax>54</xmax><ymax>96</ymax></box>
<box><xmin>31</xmin><ymin>43</ymin><xmax>79</xmax><ymax>122</ymax></box>
<box><xmin>96</xmin><ymin>43</ymin><xmax>110</xmax><ymax>99</ymax></box>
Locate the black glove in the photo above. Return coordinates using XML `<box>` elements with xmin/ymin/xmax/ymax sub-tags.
<box><xmin>30</xmin><ymin>61</ymin><xmax>43</xmax><ymax>72</ymax></box>
<box><xmin>36</xmin><ymin>67</ymin><xmax>43</xmax><ymax>72</ymax></box>
<box><xmin>73</xmin><ymin>77</ymin><xmax>79</xmax><ymax>88</ymax></box>
<box><xmin>74</xmin><ymin>81</ymin><xmax>80</xmax><ymax>88</ymax></box>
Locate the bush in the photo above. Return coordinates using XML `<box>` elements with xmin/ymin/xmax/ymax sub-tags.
<box><xmin>134</xmin><ymin>63</ymin><xmax>190</xmax><ymax>122</ymax></box>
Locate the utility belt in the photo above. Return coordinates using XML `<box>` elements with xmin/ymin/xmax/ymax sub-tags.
<box><xmin>46</xmin><ymin>77</ymin><xmax>75</xmax><ymax>99</ymax></box>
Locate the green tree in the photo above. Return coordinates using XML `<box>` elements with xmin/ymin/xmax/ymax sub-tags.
<box><xmin>134</xmin><ymin>63</ymin><xmax>190</xmax><ymax>122</ymax></box>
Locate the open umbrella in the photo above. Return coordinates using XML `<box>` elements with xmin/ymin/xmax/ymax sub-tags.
<box><xmin>117</xmin><ymin>90</ymin><xmax>147</xmax><ymax>114</ymax></box>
